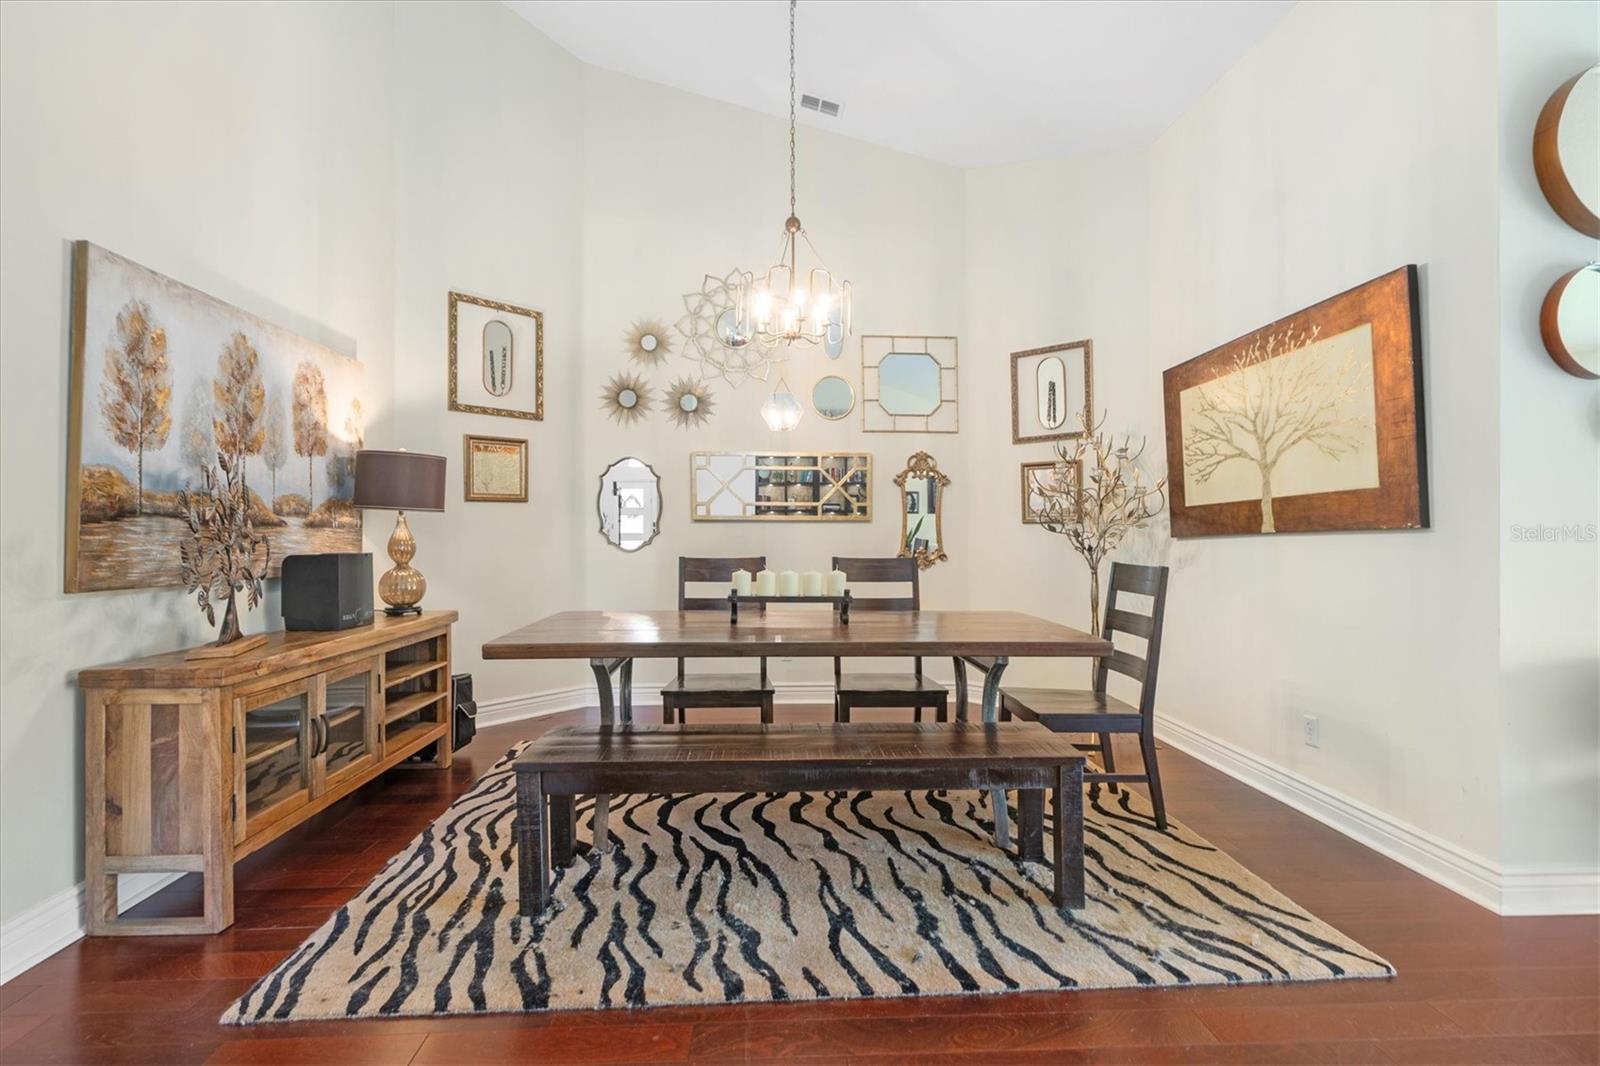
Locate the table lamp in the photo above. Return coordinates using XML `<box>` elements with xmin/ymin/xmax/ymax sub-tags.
<box><xmin>353</xmin><ymin>449</ymin><xmax>446</xmax><ymax>615</ymax></box>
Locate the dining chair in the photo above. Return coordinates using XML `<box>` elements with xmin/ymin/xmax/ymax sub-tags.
<box><xmin>999</xmin><ymin>562</ymin><xmax>1171</xmax><ymax>829</ymax></box>
<box><xmin>831</xmin><ymin>555</ymin><xmax>949</xmax><ymax>723</ymax></box>
<box><xmin>662</xmin><ymin>556</ymin><xmax>775</xmax><ymax>724</ymax></box>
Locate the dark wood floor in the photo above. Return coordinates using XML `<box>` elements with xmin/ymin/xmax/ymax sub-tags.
<box><xmin>2</xmin><ymin>706</ymin><xmax>1596</xmax><ymax>1065</ymax></box>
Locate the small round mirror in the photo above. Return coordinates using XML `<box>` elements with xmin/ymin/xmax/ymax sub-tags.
<box><xmin>716</xmin><ymin>309</ymin><xmax>749</xmax><ymax>348</ymax></box>
<box><xmin>639</xmin><ymin>333</ymin><xmax>658</xmax><ymax>353</ymax></box>
<box><xmin>812</xmin><ymin>375</ymin><xmax>855</xmax><ymax>420</ymax></box>
<box><xmin>1536</xmin><ymin>66</ymin><xmax>1599</xmax><ymax>237</ymax></box>
<box><xmin>1542</xmin><ymin>264</ymin><xmax>1600</xmax><ymax>379</ymax></box>
<box><xmin>679</xmin><ymin>393</ymin><xmax>699</xmax><ymax>413</ymax></box>
<box><xmin>618</xmin><ymin>388</ymin><xmax>638</xmax><ymax>409</ymax></box>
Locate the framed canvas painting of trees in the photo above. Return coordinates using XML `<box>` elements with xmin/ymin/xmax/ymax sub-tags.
<box><xmin>1162</xmin><ymin>266</ymin><xmax>1427</xmax><ymax>537</ymax></box>
<box><xmin>65</xmin><ymin>242</ymin><xmax>364</xmax><ymax>592</ymax></box>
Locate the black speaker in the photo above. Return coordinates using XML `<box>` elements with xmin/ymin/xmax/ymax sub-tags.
<box><xmin>452</xmin><ymin>673</ymin><xmax>477</xmax><ymax>750</ymax></box>
<box><xmin>281</xmin><ymin>553</ymin><xmax>374</xmax><ymax>631</ymax></box>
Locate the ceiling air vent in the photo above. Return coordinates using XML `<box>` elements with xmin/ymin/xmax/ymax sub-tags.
<box><xmin>801</xmin><ymin>94</ymin><xmax>841</xmax><ymax>118</ymax></box>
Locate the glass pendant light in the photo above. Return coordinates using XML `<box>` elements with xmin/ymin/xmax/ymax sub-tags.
<box><xmin>760</xmin><ymin>377</ymin><xmax>804</xmax><ymax>431</ymax></box>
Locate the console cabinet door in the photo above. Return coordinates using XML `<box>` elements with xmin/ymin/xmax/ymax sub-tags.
<box><xmin>320</xmin><ymin>658</ymin><xmax>381</xmax><ymax>791</ymax></box>
<box><xmin>233</xmin><ymin>677</ymin><xmax>315</xmax><ymax>844</ymax></box>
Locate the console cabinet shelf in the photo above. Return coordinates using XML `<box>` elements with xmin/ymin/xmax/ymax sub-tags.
<box><xmin>78</xmin><ymin>610</ymin><xmax>457</xmax><ymax>936</ymax></box>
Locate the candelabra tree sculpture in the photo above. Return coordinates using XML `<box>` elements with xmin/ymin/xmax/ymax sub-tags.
<box><xmin>179</xmin><ymin>450</ymin><xmax>269</xmax><ymax>649</ymax></box>
<box><xmin>1031</xmin><ymin>411</ymin><xmax>1168</xmax><ymax>635</ymax></box>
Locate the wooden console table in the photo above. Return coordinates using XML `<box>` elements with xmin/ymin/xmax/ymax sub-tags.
<box><xmin>77</xmin><ymin>610</ymin><xmax>457</xmax><ymax>936</ymax></box>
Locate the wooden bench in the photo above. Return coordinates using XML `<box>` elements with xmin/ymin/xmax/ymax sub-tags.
<box><xmin>513</xmin><ymin>722</ymin><xmax>1086</xmax><ymax>918</ymax></box>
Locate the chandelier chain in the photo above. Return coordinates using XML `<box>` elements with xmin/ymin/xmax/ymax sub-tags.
<box><xmin>788</xmin><ymin>0</ymin><xmax>797</xmax><ymax>220</ymax></box>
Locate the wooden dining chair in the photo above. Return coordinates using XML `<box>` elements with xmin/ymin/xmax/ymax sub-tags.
<box><xmin>831</xmin><ymin>555</ymin><xmax>948</xmax><ymax>723</ymax></box>
<box><xmin>999</xmin><ymin>562</ymin><xmax>1171</xmax><ymax>829</ymax></box>
<box><xmin>661</xmin><ymin>556</ymin><xmax>774</xmax><ymax>724</ymax></box>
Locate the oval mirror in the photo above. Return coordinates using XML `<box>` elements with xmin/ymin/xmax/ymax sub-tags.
<box><xmin>1035</xmin><ymin>355</ymin><xmax>1068</xmax><ymax>429</ymax></box>
<box><xmin>482</xmin><ymin>320</ymin><xmax>514</xmax><ymax>397</ymax></box>
<box><xmin>1535</xmin><ymin>66</ymin><xmax>1599</xmax><ymax>238</ymax></box>
<box><xmin>1541</xmin><ymin>264</ymin><xmax>1600</xmax><ymax>379</ymax></box>
<box><xmin>597</xmin><ymin>457</ymin><xmax>662</xmax><ymax>552</ymax></box>
<box><xmin>812</xmin><ymin>375</ymin><xmax>855</xmax><ymax>420</ymax></box>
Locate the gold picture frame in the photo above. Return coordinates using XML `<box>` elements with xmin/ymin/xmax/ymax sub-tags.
<box><xmin>861</xmin><ymin>334</ymin><xmax>959</xmax><ymax>433</ymax></box>
<box><xmin>463</xmin><ymin>434</ymin><xmax>528</xmax><ymax>502</ymax></box>
<box><xmin>1021</xmin><ymin>459</ymin><xmax>1083</xmax><ymax>524</ymax></box>
<box><xmin>691</xmin><ymin>451</ymin><xmax>872</xmax><ymax>521</ymax></box>
<box><xmin>895</xmin><ymin>451</ymin><xmax>949</xmax><ymax>569</ymax></box>
<box><xmin>1011</xmin><ymin>340</ymin><xmax>1093</xmax><ymax>444</ymax></box>
<box><xmin>447</xmin><ymin>291</ymin><xmax>544</xmax><ymax>420</ymax></box>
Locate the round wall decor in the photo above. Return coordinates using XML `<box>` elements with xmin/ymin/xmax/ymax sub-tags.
<box><xmin>1540</xmin><ymin>264</ymin><xmax>1599</xmax><ymax>380</ymax></box>
<box><xmin>1534</xmin><ymin>66</ymin><xmax>1599</xmax><ymax>238</ymax></box>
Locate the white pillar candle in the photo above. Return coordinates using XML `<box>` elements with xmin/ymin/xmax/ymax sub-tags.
<box><xmin>801</xmin><ymin>571</ymin><xmax>824</xmax><ymax>597</ymax></box>
<box><xmin>754</xmin><ymin>569</ymin><xmax>777</xmax><ymax>596</ymax></box>
<box><xmin>731</xmin><ymin>569</ymin><xmax>753</xmax><ymax>596</ymax></box>
<box><xmin>827</xmin><ymin>569</ymin><xmax>847</xmax><ymax>597</ymax></box>
<box><xmin>778</xmin><ymin>570</ymin><xmax>800</xmax><ymax>597</ymax></box>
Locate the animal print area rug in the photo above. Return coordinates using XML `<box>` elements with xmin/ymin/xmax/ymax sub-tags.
<box><xmin>223</xmin><ymin>745</ymin><xmax>1392</xmax><ymax>1024</ymax></box>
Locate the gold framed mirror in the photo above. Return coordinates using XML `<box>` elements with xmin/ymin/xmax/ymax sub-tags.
<box><xmin>691</xmin><ymin>451</ymin><xmax>871</xmax><ymax>521</ymax></box>
<box><xmin>895</xmin><ymin>451</ymin><xmax>949</xmax><ymax>569</ymax></box>
<box><xmin>597</xmin><ymin>457</ymin><xmax>662</xmax><ymax>551</ymax></box>
<box><xmin>861</xmin><ymin>335</ymin><xmax>959</xmax><ymax>432</ymax></box>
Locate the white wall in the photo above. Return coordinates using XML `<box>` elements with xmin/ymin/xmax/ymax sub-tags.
<box><xmin>1494</xmin><ymin>0</ymin><xmax>1600</xmax><ymax>880</ymax></box>
<box><xmin>575</xmin><ymin>66</ymin><xmax>969</xmax><ymax>689</ymax></box>
<box><xmin>1146</xmin><ymin>0</ymin><xmax>1508</xmax><ymax>866</ymax></box>
<box><xmin>0</xmin><ymin>0</ymin><xmax>398</xmax><ymax>931</ymax></box>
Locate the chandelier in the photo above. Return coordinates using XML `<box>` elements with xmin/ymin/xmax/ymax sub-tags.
<box><xmin>735</xmin><ymin>0</ymin><xmax>851</xmax><ymax>356</ymax></box>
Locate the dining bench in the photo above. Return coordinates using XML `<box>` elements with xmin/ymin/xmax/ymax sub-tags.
<box><xmin>512</xmin><ymin>722</ymin><xmax>1086</xmax><ymax>919</ymax></box>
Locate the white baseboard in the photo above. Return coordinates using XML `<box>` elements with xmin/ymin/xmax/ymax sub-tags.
<box><xmin>0</xmin><ymin>871</ymin><xmax>182</xmax><ymax>986</ymax></box>
<box><xmin>1156</xmin><ymin>714</ymin><xmax>1599</xmax><ymax>917</ymax></box>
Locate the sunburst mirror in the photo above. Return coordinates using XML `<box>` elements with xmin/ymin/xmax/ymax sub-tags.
<box><xmin>600</xmin><ymin>371</ymin><xmax>653</xmax><ymax>425</ymax></box>
<box><xmin>626</xmin><ymin>319</ymin><xmax>672</xmax><ymax>366</ymax></box>
<box><xmin>665</xmin><ymin>376</ymin><xmax>716</xmax><ymax>429</ymax></box>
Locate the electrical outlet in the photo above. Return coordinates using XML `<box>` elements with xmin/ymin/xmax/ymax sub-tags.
<box><xmin>1303</xmin><ymin>714</ymin><xmax>1320</xmax><ymax>749</ymax></box>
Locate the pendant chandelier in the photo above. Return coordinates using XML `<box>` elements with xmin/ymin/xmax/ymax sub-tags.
<box><xmin>736</xmin><ymin>0</ymin><xmax>852</xmax><ymax>357</ymax></box>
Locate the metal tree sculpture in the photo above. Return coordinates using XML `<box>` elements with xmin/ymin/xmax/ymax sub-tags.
<box><xmin>1031</xmin><ymin>411</ymin><xmax>1167</xmax><ymax>634</ymax></box>
<box><xmin>1180</xmin><ymin>324</ymin><xmax>1368</xmax><ymax>533</ymax></box>
<box><xmin>178</xmin><ymin>450</ymin><xmax>269</xmax><ymax>646</ymax></box>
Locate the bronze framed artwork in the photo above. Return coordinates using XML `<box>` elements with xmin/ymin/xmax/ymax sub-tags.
<box><xmin>447</xmin><ymin>291</ymin><xmax>544</xmax><ymax>420</ymax></box>
<box><xmin>463</xmin><ymin>434</ymin><xmax>528</xmax><ymax>502</ymax></box>
<box><xmin>1020</xmin><ymin>459</ymin><xmax>1082</xmax><ymax>524</ymax></box>
<box><xmin>1011</xmin><ymin>340</ymin><xmax>1093</xmax><ymax>444</ymax></box>
<box><xmin>65</xmin><ymin>242</ymin><xmax>364</xmax><ymax>593</ymax></box>
<box><xmin>1163</xmin><ymin>266</ymin><xmax>1427</xmax><ymax>538</ymax></box>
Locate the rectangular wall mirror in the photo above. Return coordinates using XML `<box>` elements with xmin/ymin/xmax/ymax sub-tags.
<box><xmin>691</xmin><ymin>452</ymin><xmax>872</xmax><ymax>521</ymax></box>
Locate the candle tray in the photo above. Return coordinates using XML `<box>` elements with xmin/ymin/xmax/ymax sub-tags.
<box><xmin>727</xmin><ymin>590</ymin><xmax>852</xmax><ymax>625</ymax></box>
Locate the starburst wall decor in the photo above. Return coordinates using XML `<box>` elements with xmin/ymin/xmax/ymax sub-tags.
<box><xmin>664</xmin><ymin>376</ymin><xmax>716</xmax><ymax>429</ymax></box>
<box><xmin>625</xmin><ymin>319</ymin><xmax>672</xmax><ymax>366</ymax></box>
<box><xmin>675</xmin><ymin>270</ymin><xmax>787</xmax><ymax>387</ymax></box>
<box><xmin>599</xmin><ymin>371</ymin><xmax>653</xmax><ymax>426</ymax></box>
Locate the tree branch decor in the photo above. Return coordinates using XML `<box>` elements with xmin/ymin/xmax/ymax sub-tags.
<box><xmin>178</xmin><ymin>450</ymin><xmax>269</xmax><ymax>648</ymax></box>
<box><xmin>1031</xmin><ymin>410</ymin><xmax>1167</xmax><ymax>634</ymax></box>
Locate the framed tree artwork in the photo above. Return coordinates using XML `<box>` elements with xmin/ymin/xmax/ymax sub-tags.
<box><xmin>447</xmin><ymin>291</ymin><xmax>544</xmax><ymax>420</ymax></box>
<box><xmin>1162</xmin><ymin>266</ymin><xmax>1427</xmax><ymax>537</ymax></box>
<box><xmin>66</xmin><ymin>242</ymin><xmax>364</xmax><ymax>593</ymax></box>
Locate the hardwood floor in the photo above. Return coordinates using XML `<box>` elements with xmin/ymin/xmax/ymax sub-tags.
<box><xmin>2</xmin><ymin>706</ymin><xmax>1595</xmax><ymax>1065</ymax></box>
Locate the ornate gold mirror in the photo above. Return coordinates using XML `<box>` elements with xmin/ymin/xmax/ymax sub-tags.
<box><xmin>597</xmin><ymin>457</ymin><xmax>662</xmax><ymax>551</ymax></box>
<box><xmin>895</xmin><ymin>451</ymin><xmax>949</xmax><ymax>569</ymax></box>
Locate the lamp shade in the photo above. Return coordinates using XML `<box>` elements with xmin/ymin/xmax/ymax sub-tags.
<box><xmin>353</xmin><ymin>449</ymin><xmax>446</xmax><ymax>512</ymax></box>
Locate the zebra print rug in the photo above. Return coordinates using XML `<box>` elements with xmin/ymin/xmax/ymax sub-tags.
<box><xmin>223</xmin><ymin>744</ymin><xmax>1392</xmax><ymax>1024</ymax></box>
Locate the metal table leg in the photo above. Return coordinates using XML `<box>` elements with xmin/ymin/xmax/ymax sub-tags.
<box><xmin>589</xmin><ymin>657</ymin><xmax>630</xmax><ymax>853</ymax></box>
<box><xmin>978</xmin><ymin>656</ymin><xmax>1011</xmax><ymax>849</ymax></box>
<box><xmin>952</xmin><ymin>657</ymin><xmax>969</xmax><ymax>722</ymax></box>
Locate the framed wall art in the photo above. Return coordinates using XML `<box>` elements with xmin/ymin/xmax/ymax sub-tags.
<box><xmin>1162</xmin><ymin>265</ymin><xmax>1427</xmax><ymax>537</ymax></box>
<box><xmin>1011</xmin><ymin>339</ymin><xmax>1092</xmax><ymax>444</ymax></box>
<box><xmin>861</xmin><ymin>334</ymin><xmax>958</xmax><ymax>433</ymax></box>
<box><xmin>1020</xmin><ymin>459</ymin><xmax>1082</xmax><ymax>524</ymax></box>
<box><xmin>447</xmin><ymin>290</ymin><xmax>544</xmax><ymax>420</ymax></box>
<box><xmin>462</xmin><ymin>434</ymin><xmax>528</xmax><ymax>502</ymax></box>
<box><xmin>65</xmin><ymin>241</ymin><xmax>364</xmax><ymax>593</ymax></box>
<box><xmin>691</xmin><ymin>451</ymin><xmax>871</xmax><ymax>521</ymax></box>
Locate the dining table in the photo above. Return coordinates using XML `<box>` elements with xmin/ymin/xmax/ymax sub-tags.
<box><xmin>482</xmin><ymin>607</ymin><xmax>1112</xmax><ymax>851</ymax></box>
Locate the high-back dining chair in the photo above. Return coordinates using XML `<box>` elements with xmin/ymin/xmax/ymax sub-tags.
<box><xmin>999</xmin><ymin>562</ymin><xmax>1171</xmax><ymax>828</ymax></box>
<box><xmin>831</xmin><ymin>555</ymin><xmax>949</xmax><ymax>723</ymax></box>
<box><xmin>661</xmin><ymin>556</ymin><xmax>774</xmax><ymax>724</ymax></box>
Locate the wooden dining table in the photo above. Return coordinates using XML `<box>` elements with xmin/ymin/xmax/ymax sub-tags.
<box><xmin>483</xmin><ymin>607</ymin><xmax>1111</xmax><ymax>849</ymax></box>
